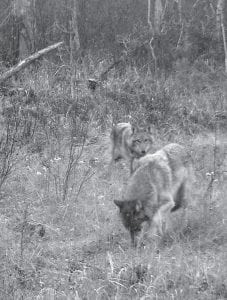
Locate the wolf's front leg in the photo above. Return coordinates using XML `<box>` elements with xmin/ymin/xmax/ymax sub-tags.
<box><xmin>129</xmin><ymin>157</ymin><xmax>134</xmax><ymax>174</ymax></box>
<box><xmin>134</xmin><ymin>221</ymin><xmax>151</xmax><ymax>247</ymax></box>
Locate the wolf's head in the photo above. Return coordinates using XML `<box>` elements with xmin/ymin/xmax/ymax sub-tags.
<box><xmin>114</xmin><ymin>199</ymin><xmax>149</xmax><ymax>245</ymax></box>
<box><xmin>129</xmin><ymin>126</ymin><xmax>154</xmax><ymax>158</ymax></box>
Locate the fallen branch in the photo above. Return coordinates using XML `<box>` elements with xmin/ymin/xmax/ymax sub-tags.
<box><xmin>0</xmin><ymin>41</ymin><xmax>64</xmax><ymax>84</ymax></box>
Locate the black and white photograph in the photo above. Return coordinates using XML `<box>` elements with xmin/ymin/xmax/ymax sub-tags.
<box><xmin>0</xmin><ymin>0</ymin><xmax>227</xmax><ymax>299</ymax></box>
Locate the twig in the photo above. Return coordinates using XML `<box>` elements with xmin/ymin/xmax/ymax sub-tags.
<box><xmin>74</xmin><ymin>169</ymin><xmax>95</xmax><ymax>202</ymax></box>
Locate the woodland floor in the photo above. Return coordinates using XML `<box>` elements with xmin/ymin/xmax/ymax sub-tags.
<box><xmin>0</xmin><ymin>128</ymin><xmax>227</xmax><ymax>300</ymax></box>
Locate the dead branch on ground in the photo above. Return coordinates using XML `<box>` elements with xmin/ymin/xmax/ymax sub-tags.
<box><xmin>0</xmin><ymin>41</ymin><xmax>64</xmax><ymax>85</ymax></box>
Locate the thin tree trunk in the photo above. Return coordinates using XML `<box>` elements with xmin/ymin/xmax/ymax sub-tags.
<box><xmin>154</xmin><ymin>0</ymin><xmax>163</xmax><ymax>34</ymax></box>
<box><xmin>77</xmin><ymin>0</ymin><xmax>87</xmax><ymax>50</ymax></box>
<box><xmin>147</xmin><ymin>0</ymin><xmax>157</xmax><ymax>73</ymax></box>
<box><xmin>71</xmin><ymin>0</ymin><xmax>80</xmax><ymax>52</ymax></box>
<box><xmin>221</xmin><ymin>14</ymin><xmax>227</xmax><ymax>72</ymax></box>
<box><xmin>69</xmin><ymin>0</ymin><xmax>80</xmax><ymax>99</ymax></box>
<box><xmin>176</xmin><ymin>0</ymin><xmax>184</xmax><ymax>49</ymax></box>
<box><xmin>216</xmin><ymin>0</ymin><xmax>224</xmax><ymax>40</ymax></box>
<box><xmin>11</xmin><ymin>2</ymin><xmax>21</xmax><ymax>64</ymax></box>
<box><xmin>216</xmin><ymin>0</ymin><xmax>227</xmax><ymax>72</ymax></box>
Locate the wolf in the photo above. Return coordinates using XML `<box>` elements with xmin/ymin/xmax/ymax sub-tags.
<box><xmin>114</xmin><ymin>143</ymin><xmax>193</xmax><ymax>246</ymax></box>
<box><xmin>110</xmin><ymin>122</ymin><xmax>154</xmax><ymax>174</ymax></box>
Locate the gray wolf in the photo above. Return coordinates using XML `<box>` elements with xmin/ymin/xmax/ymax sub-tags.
<box><xmin>114</xmin><ymin>143</ymin><xmax>193</xmax><ymax>246</ymax></box>
<box><xmin>110</xmin><ymin>122</ymin><xmax>154</xmax><ymax>173</ymax></box>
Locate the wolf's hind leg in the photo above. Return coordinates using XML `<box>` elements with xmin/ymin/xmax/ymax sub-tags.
<box><xmin>152</xmin><ymin>194</ymin><xmax>175</xmax><ymax>236</ymax></box>
<box><xmin>172</xmin><ymin>182</ymin><xmax>187</xmax><ymax>212</ymax></box>
<box><xmin>172</xmin><ymin>182</ymin><xmax>189</xmax><ymax>231</ymax></box>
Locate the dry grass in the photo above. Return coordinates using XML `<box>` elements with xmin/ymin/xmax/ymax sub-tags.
<box><xmin>0</xmin><ymin>64</ymin><xmax>226</xmax><ymax>299</ymax></box>
<box><xmin>0</xmin><ymin>125</ymin><xmax>226</xmax><ymax>299</ymax></box>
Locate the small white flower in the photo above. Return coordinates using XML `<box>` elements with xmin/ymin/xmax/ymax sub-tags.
<box><xmin>36</xmin><ymin>171</ymin><xmax>42</xmax><ymax>175</ymax></box>
<box><xmin>54</xmin><ymin>157</ymin><xmax>61</xmax><ymax>161</ymax></box>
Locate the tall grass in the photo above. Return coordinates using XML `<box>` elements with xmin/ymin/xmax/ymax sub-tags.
<box><xmin>0</xmin><ymin>58</ymin><xmax>226</xmax><ymax>299</ymax></box>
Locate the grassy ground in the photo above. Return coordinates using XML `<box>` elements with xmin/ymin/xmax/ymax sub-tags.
<box><xmin>0</xmin><ymin>123</ymin><xmax>227</xmax><ymax>299</ymax></box>
<box><xmin>0</xmin><ymin>60</ymin><xmax>227</xmax><ymax>299</ymax></box>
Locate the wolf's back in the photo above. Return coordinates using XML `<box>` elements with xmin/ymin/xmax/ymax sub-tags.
<box><xmin>137</xmin><ymin>143</ymin><xmax>192</xmax><ymax>174</ymax></box>
<box><xmin>126</xmin><ymin>143</ymin><xmax>192</xmax><ymax>202</ymax></box>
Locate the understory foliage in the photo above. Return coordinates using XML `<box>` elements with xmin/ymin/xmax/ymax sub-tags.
<box><xmin>0</xmin><ymin>58</ymin><xmax>226</xmax><ymax>192</ymax></box>
<box><xmin>0</xmin><ymin>57</ymin><xmax>226</xmax><ymax>299</ymax></box>
<box><xmin>0</xmin><ymin>0</ymin><xmax>226</xmax><ymax>72</ymax></box>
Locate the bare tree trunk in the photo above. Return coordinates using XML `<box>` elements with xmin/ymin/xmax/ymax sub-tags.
<box><xmin>11</xmin><ymin>1</ymin><xmax>21</xmax><ymax>64</ymax></box>
<box><xmin>216</xmin><ymin>0</ymin><xmax>227</xmax><ymax>72</ymax></box>
<box><xmin>29</xmin><ymin>0</ymin><xmax>37</xmax><ymax>52</ymax></box>
<box><xmin>154</xmin><ymin>0</ymin><xmax>163</xmax><ymax>34</ymax></box>
<box><xmin>71</xmin><ymin>0</ymin><xmax>80</xmax><ymax>52</ymax></box>
<box><xmin>147</xmin><ymin>0</ymin><xmax>157</xmax><ymax>73</ymax></box>
<box><xmin>69</xmin><ymin>20</ymin><xmax>75</xmax><ymax>99</ymax></box>
<box><xmin>69</xmin><ymin>0</ymin><xmax>80</xmax><ymax>99</ymax></box>
<box><xmin>176</xmin><ymin>0</ymin><xmax>184</xmax><ymax>49</ymax></box>
<box><xmin>216</xmin><ymin>0</ymin><xmax>224</xmax><ymax>40</ymax></box>
<box><xmin>221</xmin><ymin>12</ymin><xmax>227</xmax><ymax>72</ymax></box>
<box><xmin>77</xmin><ymin>0</ymin><xmax>87</xmax><ymax>50</ymax></box>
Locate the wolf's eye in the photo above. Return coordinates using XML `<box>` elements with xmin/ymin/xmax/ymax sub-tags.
<box><xmin>134</xmin><ymin>140</ymin><xmax>141</xmax><ymax>144</ymax></box>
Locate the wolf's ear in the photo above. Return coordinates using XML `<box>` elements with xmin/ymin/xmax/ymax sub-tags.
<box><xmin>135</xmin><ymin>200</ymin><xmax>142</xmax><ymax>212</ymax></box>
<box><xmin>114</xmin><ymin>200</ymin><xmax>124</xmax><ymax>210</ymax></box>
